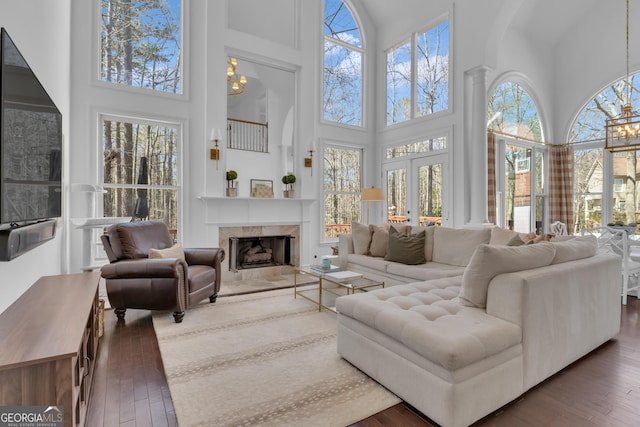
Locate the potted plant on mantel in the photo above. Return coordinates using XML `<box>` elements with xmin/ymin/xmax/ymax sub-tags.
<box><xmin>226</xmin><ymin>170</ymin><xmax>238</xmax><ymax>197</ymax></box>
<box><xmin>282</xmin><ymin>174</ymin><xmax>296</xmax><ymax>198</ymax></box>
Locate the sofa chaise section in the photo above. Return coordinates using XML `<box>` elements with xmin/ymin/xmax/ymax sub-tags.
<box><xmin>336</xmin><ymin>248</ymin><xmax>621</xmax><ymax>427</ymax></box>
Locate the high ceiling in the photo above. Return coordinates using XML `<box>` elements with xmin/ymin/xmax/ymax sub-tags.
<box><xmin>359</xmin><ymin>0</ymin><xmax>601</xmax><ymax>48</ymax></box>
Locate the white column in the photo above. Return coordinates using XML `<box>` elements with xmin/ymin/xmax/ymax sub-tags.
<box><xmin>465</xmin><ymin>65</ymin><xmax>492</xmax><ymax>227</ymax></box>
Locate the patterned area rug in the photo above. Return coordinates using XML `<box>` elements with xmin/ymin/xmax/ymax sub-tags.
<box><xmin>152</xmin><ymin>288</ymin><xmax>400</xmax><ymax>427</ymax></box>
<box><xmin>218</xmin><ymin>273</ymin><xmax>318</xmax><ymax>297</ymax></box>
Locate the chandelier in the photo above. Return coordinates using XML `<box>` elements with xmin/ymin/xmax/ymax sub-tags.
<box><xmin>227</xmin><ymin>57</ymin><xmax>247</xmax><ymax>96</ymax></box>
<box><xmin>605</xmin><ymin>0</ymin><xmax>640</xmax><ymax>152</ymax></box>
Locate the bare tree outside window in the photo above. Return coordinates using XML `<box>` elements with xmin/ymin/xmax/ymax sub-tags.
<box><xmin>386</xmin><ymin>20</ymin><xmax>449</xmax><ymax>126</ymax></box>
<box><xmin>102</xmin><ymin>118</ymin><xmax>179</xmax><ymax>236</ymax></box>
<box><xmin>101</xmin><ymin>0</ymin><xmax>181</xmax><ymax>94</ymax></box>
<box><xmin>571</xmin><ymin>73</ymin><xmax>640</xmax><ymax>228</ymax></box>
<box><xmin>323</xmin><ymin>146</ymin><xmax>361</xmax><ymax>239</ymax></box>
<box><xmin>323</xmin><ymin>0</ymin><xmax>363</xmax><ymax>126</ymax></box>
<box><xmin>488</xmin><ymin>82</ymin><xmax>544</xmax><ymax>232</ymax></box>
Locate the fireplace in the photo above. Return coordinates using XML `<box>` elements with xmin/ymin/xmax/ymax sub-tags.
<box><xmin>229</xmin><ymin>235</ymin><xmax>294</xmax><ymax>272</ymax></box>
<box><xmin>218</xmin><ymin>224</ymin><xmax>300</xmax><ymax>280</ymax></box>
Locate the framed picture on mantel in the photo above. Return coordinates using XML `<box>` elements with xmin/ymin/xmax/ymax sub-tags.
<box><xmin>250</xmin><ymin>179</ymin><xmax>274</xmax><ymax>198</ymax></box>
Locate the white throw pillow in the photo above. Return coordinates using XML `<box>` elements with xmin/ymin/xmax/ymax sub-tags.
<box><xmin>432</xmin><ymin>227</ymin><xmax>491</xmax><ymax>266</ymax></box>
<box><xmin>459</xmin><ymin>242</ymin><xmax>556</xmax><ymax>308</ymax></box>
<box><xmin>551</xmin><ymin>235</ymin><xmax>597</xmax><ymax>264</ymax></box>
<box><xmin>148</xmin><ymin>243</ymin><xmax>185</xmax><ymax>260</ymax></box>
<box><xmin>489</xmin><ymin>227</ymin><xmax>519</xmax><ymax>245</ymax></box>
<box><xmin>368</xmin><ymin>224</ymin><xmax>389</xmax><ymax>257</ymax></box>
<box><xmin>351</xmin><ymin>222</ymin><xmax>372</xmax><ymax>255</ymax></box>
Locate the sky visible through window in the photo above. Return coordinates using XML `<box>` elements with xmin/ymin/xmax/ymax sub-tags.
<box><xmin>101</xmin><ymin>0</ymin><xmax>182</xmax><ymax>94</ymax></box>
<box><xmin>323</xmin><ymin>0</ymin><xmax>363</xmax><ymax>126</ymax></box>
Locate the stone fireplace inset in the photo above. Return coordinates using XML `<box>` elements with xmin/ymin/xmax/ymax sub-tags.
<box><xmin>229</xmin><ymin>235</ymin><xmax>294</xmax><ymax>272</ymax></box>
<box><xmin>219</xmin><ymin>225</ymin><xmax>300</xmax><ymax>280</ymax></box>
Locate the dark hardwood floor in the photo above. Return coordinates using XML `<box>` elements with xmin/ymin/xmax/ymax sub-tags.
<box><xmin>87</xmin><ymin>296</ymin><xmax>640</xmax><ymax>427</ymax></box>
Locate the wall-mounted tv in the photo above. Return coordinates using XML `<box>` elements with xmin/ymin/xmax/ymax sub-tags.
<box><xmin>0</xmin><ymin>27</ymin><xmax>62</xmax><ymax>227</ymax></box>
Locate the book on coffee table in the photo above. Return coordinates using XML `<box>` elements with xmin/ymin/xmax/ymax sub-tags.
<box><xmin>324</xmin><ymin>270</ymin><xmax>363</xmax><ymax>282</ymax></box>
<box><xmin>310</xmin><ymin>264</ymin><xmax>341</xmax><ymax>274</ymax></box>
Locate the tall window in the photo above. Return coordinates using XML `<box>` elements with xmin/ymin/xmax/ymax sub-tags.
<box><xmin>100</xmin><ymin>0</ymin><xmax>182</xmax><ymax>94</ymax></box>
<box><xmin>101</xmin><ymin>116</ymin><xmax>180</xmax><ymax>236</ymax></box>
<box><xmin>323</xmin><ymin>0</ymin><xmax>363</xmax><ymax>126</ymax></box>
<box><xmin>488</xmin><ymin>82</ymin><xmax>542</xmax><ymax>141</ymax></box>
<box><xmin>571</xmin><ymin>71</ymin><xmax>640</xmax><ymax>231</ymax></box>
<box><xmin>323</xmin><ymin>145</ymin><xmax>362</xmax><ymax>240</ymax></box>
<box><xmin>489</xmin><ymin>82</ymin><xmax>546</xmax><ymax>232</ymax></box>
<box><xmin>386</xmin><ymin>18</ymin><xmax>449</xmax><ymax>126</ymax></box>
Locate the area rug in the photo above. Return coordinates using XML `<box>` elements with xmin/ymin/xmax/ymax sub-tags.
<box><xmin>152</xmin><ymin>288</ymin><xmax>400</xmax><ymax>427</ymax></box>
<box><xmin>218</xmin><ymin>273</ymin><xmax>318</xmax><ymax>297</ymax></box>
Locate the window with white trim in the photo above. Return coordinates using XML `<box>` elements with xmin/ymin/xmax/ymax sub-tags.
<box><xmin>101</xmin><ymin>115</ymin><xmax>180</xmax><ymax>236</ymax></box>
<box><xmin>323</xmin><ymin>145</ymin><xmax>362</xmax><ymax>240</ymax></box>
<box><xmin>323</xmin><ymin>0</ymin><xmax>364</xmax><ymax>126</ymax></box>
<box><xmin>100</xmin><ymin>0</ymin><xmax>182</xmax><ymax>94</ymax></box>
<box><xmin>386</xmin><ymin>18</ymin><xmax>449</xmax><ymax>126</ymax></box>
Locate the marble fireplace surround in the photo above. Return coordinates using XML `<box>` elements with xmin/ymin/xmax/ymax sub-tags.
<box><xmin>218</xmin><ymin>224</ymin><xmax>300</xmax><ymax>281</ymax></box>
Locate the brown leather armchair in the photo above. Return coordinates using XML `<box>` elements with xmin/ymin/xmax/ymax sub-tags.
<box><xmin>100</xmin><ymin>220</ymin><xmax>225</xmax><ymax>323</ymax></box>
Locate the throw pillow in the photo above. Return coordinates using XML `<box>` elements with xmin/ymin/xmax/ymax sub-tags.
<box><xmin>351</xmin><ymin>221</ymin><xmax>372</xmax><ymax>255</ymax></box>
<box><xmin>148</xmin><ymin>243</ymin><xmax>185</xmax><ymax>260</ymax></box>
<box><xmin>551</xmin><ymin>235</ymin><xmax>597</xmax><ymax>264</ymax></box>
<box><xmin>384</xmin><ymin>226</ymin><xmax>426</xmax><ymax>265</ymax></box>
<box><xmin>409</xmin><ymin>225</ymin><xmax>436</xmax><ymax>261</ymax></box>
<box><xmin>368</xmin><ymin>224</ymin><xmax>389</xmax><ymax>257</ymax></box>
<box><xmin>459</xmin><ymin>242</ymin><xmax>556</xmax><ymax>308</ymax></box>
<box><xmin>489</xmin><ymin>227</ymin><xmax>520</xmax><ymax>245</ymax></box>
<box><xmin>506</xmin><ymin>234</ymin><xmax>526</xmax><ymax>246</ymax></box>
<box><xmin>431</xmin><ymin>227</ymin><xmax>492</xmax><ymax>266</ymax></box>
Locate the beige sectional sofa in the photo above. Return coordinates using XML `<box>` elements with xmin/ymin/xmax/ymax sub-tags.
<box><xmin>335</xmin><ymin>228</ymin><xmax>622</xmax><ymax>427</ymax></box>
<box><xmin>338</xmin><ymin>223</ymin><xmax>510</xmax><ymax>286</ymax></box>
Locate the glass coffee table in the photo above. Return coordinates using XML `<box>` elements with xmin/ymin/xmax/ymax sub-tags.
<box><xmin>294</xmin><ymin>265</ymin><xmax>384</xmax><ymax>313</ymax></box>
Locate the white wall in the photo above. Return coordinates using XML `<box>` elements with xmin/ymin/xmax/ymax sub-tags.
<box><xmin>63</xmin><ymin>0</ymin><xmax>632</xmax><ymax>277</ymax></box>
<box><xmin>0</xmin><ymin>1</ymin><xmax>71</xmax><ymax>314</ymax></box>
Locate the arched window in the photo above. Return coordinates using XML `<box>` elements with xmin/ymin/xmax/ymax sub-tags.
<box><xmin>571</xmin><ymin>72</ymin><xmax>640</xmax><ymax>143</ymax></box>
<box><xmin>488</xmin><ymin>82</ymin><xmax>542</xmax><ymax>141</ymax></box>
<box><xmin>323</xmin><ymin>0</ymin><xmax>363</xmax><ymax>126</ymax></box>
<box><xmin>571</xmin><ymin>72</ymin><xmax>640</xmax><ymax>231</ymax></box>
<box><xmin>488</xmin><ymin>81</ymin><xmax>546</xmax><ymax>233</ymax></box>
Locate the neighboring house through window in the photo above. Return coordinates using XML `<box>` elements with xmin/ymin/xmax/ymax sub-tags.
<box><xmin>571</xmin><ymin>70</ymin><xmax>640</xmax><ymax>231</ymax></box>
<box><xmin>488</xmin><ymin>81</ymin><xmax>546</xmax><ymax>233</ymax></box>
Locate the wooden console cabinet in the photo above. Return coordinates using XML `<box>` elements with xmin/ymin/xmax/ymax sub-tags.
<box><xmin>0</xmin><ymin>271</ymin><xmax>100</xmax><ymax>427</ymax></box>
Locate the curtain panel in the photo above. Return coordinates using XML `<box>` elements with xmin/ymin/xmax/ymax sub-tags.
<box><xmin>487</xmin><ymin>131</ymin><xmax>497</xmax><ymax>224</ymax></box>
<box><xmin>548</xmin><ymin>144</ymin><xmax>574</xmax><ymax>232</ymax></box>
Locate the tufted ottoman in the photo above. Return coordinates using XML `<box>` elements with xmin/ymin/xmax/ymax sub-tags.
<box><xmin>335</xmin><ymin>276</ymin><xmax>524</xmax><ymax>427</ymax></box>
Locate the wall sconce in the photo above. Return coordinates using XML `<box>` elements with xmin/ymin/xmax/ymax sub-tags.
<box><xmin>210</xmin><ymin>128</ymin><xmax>222</xmax><ymax>169</ymax></box>
<box><xmin>304</xmin><ymin>147</ymin><xmax>314</xmax><ymax>175</ymax></box>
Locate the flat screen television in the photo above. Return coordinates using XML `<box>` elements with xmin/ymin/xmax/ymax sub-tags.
<box><xmin>0</xmin><ymin>27</ymin><xmax>62</xmax><ymax>227</ymax></box>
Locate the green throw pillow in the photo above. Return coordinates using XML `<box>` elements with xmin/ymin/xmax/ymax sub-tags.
<box><xmin>384</xmin><ymin>226</ymin><xmax>426</xmax><ymax>265</ymax></box>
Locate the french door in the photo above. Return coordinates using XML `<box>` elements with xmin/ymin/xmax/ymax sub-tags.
<box><xmin>496</xmin><ymin>136</ymin><xmax>546</xmax><ymax>233</ymax></box>
<box><xmin>384</xmin><ymin>154</ymin><xmax>449</xmax><ymax>227</ymax></box>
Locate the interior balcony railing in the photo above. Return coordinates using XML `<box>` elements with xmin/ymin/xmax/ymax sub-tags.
<box><xmin>227</xmin><ymin>118</ymin><xmax>268</xmax><ymax>153</ymax></box>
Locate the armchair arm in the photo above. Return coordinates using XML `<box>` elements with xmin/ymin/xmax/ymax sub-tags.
<box><xmin>101</xmin><ymin>258</ymin><xmax>187</xmax><ymax>279</ymax></box>
<box><xmin>184</xmin><ymin>248</ymin><xmax>226</xmax><ymax>268</ymax></box>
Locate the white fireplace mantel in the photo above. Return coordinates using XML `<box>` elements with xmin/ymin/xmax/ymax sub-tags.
<box><xmin>197</xmin><ymin>196</ymin><xmax>316</xmax><ymax>226</ymax></box>
<box><xmin>198</xmin><ymin>196</ymin><xmax>316</xmax><ymax>276</ymax></box>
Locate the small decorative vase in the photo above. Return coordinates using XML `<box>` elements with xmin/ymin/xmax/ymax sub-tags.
<box><xmin>287</xmin><ymin>190</ymin><xmax>295</xmax><ymax>199</ymax></box>
<box><xmin>226</xmin><ymin>188</ymin><xmax>237</xmax><ymax>197</ymax></box>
